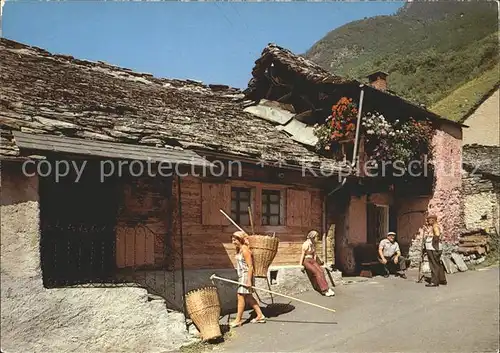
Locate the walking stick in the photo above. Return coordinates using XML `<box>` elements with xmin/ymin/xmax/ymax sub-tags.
<box><xmin>220</xmin><ymin>209</ymin><xmax>247</xmax><ymax>234</ymax></box>
<box><xmin>417</xmin><ymin>236</ymin><xmax>426</xmax><ymax>283</ymax></box>
<box><xmin>248</xmin><ymin>206</ymin><xmax>255</xmax><ymax>234</ymax></box>
<box><xmin>210</xmin><ymin>274</ymin><xmax>336</xmax><ymax>313</ymax></box>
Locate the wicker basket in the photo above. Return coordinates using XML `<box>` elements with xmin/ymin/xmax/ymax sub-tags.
<box><xmin>185</xmin><ymin>286</ymin><xmax>222</xmax><ymax>341</ymax></box>
<box><xmin>247</xmin><ymin>235</ymin><xmax>280</xmax><ymax>277</ymax></box>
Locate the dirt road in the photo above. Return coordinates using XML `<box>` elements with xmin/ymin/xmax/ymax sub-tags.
<box><xmin>213</xmin><ymin>266</ymin><xmax>499</xmax><ymax>353</ymax></box>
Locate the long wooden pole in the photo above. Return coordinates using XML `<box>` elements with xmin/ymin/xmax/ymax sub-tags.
<box><xmin>248</xmin><ymin>206</ymin><xmax>255</xmax><ymax>234</ymax></box>
<box><xmin>210</xmin><ymin>274</ymin><xmax>336</xmax><ymax>313</ymax></box>
<box><xmin>220</xmin><ymin>209</ymin><xmax>247</xmax><ymax>234</ymax></box>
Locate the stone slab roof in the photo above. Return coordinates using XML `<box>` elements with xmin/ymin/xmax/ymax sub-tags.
<box><xmin>0</xmin><ymin>38</ymin><xmax>341</xmax><ymax>172</ymax></box>
<box><xmin>244</xmin><ymin>43</ymin><xmax>465</xmax><ymax>127</ymax></box>
<box><xmin>249</xmin><ymin>43</ymin><xmax>351</xmax><ymax>85</ymax></box>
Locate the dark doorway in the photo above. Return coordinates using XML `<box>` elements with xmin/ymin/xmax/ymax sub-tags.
<box><xmin>389</xmin><ymin>207</ymin><xmax>398</xmax><ymax>233</ymax></box>
<box><xmin>366</xmin><ymin>203</ymin><xmax>389</xmax><ymax>245</ymax></box>
<box><xmin>39</xmin><ymin>159</ymin><xmax>119</xmax><ymax>287</ymax></box>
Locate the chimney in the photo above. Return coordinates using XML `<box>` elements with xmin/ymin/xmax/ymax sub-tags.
<box><xmin>367</xmin><ymin>71</ymin><xmax>388</xmax><ymax>92</ymax></box>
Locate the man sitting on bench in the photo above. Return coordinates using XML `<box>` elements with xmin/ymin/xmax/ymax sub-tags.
<box><xmin>378</xmin><ymin>232</ymin><xmax>407</xmax><ymax>279</ymax></box>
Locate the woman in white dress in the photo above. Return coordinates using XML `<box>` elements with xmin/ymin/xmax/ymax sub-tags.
<box><xmin>230</xmin><ymin>231</ymin><xmax>266</xmax><ymax>327</ymax></box>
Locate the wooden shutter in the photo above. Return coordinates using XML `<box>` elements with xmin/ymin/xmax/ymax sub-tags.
<box><xmin>286</xmin><ymin>189</ymin><xmax>312</xmax><ymax>227</ymax></box>
<box><xmin>201</xmin><ymin>182</ymin><xmax>231</xmax><ymax>225</ymax></box>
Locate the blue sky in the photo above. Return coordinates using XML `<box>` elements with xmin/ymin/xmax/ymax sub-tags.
<box><xmin>2</xmin><ymin>1</ymin><xmax>404</xmax><ymax>88</ymax></box>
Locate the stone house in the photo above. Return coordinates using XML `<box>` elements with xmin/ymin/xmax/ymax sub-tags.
<box><xmin>243</xmin><ymin>44</ymin><xmax>466</xmax><ymax>272</ymax></box>
<box><xmin>0</xmin><ymin>38</ymin><xmax>345</xmax><ymax>312</ymax></box>
<box><xmin>460</xmin><ymin>84</ymin><xmax>499</xmax><ymax>232</ymax></box>
<box><xmin>1</xmin><ymin>38</ymin><xmax>466</xmax><ymax>316</ymax></box>
<box><xmin>459</xmin><ymin>84</ymin><xmax>499</xmax><ymax>264</ymax></box>
<box><xmin>462</xmin><ymin>145</ymin><xmax>499</xmax><ymax>235</ymax></box>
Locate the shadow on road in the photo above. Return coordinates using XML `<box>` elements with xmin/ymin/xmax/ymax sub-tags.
<box><xmin>262</xmin><ymin>302</ymin><xmax>296</xmax><ymax>318</ymax></box>
<box><xmin>266</xmin><ymin>319</ymin><xmax>338</xmax><ymax>325</ymax></box>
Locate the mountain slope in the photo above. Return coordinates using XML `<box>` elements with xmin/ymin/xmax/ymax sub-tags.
<box><xmin>304</xmin><ymin>1</ymin><xmax>499</xmax><ymax>118</ymax></box>
<box><xmin>430</xmin><ymin>63</ymin><xmax>499</xmax><ymax>122</ymax></box>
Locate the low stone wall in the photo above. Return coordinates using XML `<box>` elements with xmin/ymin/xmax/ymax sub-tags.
<box><xmin>408</xmin><ymin>235</ymin><xmax>458</xmax><ymax>268</ymax></box>
<box><xmin>143</xmin><ymin>264</ymin><xmax>343</xmax><ymax>314</ymax></box>
<box><xmin>0</xmin><ymin>161</ymin><xmax>40</xmax><ymax>279</ymax></box>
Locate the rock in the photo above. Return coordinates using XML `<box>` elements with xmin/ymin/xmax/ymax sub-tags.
<box><xmin>140</xmin><ymin>137</ymin><xmax>164</xmax><ymax>146</ymax></box>
<box><xmin>75</xmin><ymin>130</ymin><xmax>117</xmax><ymax>142</ymax></box>
<box><xmin>104</xmin><ymin>128</ymin><xmax>141</xmax><ymax>141</ymax></box>
<box><xmin>1</xmin><ymin>274</ymin><xmax>196</xmax><ymax>353</ymax></box>
<box><xmin>441</xmin><ymin>256</ymin><xmax>458</xmax><ymax>274</ymax></box>
<box><xmin>34</xmin><ymin>116</ymin><xmax>79</xmax><ymax>130</ymax></box>
<box><xmin>476</xmin><ymin>257</ymin><xmax>486</xmax><ymax>265</ymax></box>
<box><xmin>114</xmin><ymin>125</ymin><xmax>145</xmax><ymax>134</ymax></box>
<box><xmin>20</xmin><ymin>127</ymin><xmax>49</xmax><ymax>135</ymax></box>
<box><xmin>451</xmin><ymin>253</ymin><xmax>468</xmax><ymax>272</ymax></box>
<box><xmin>0</xmin><ymin>116</ymin><xmax>30</xmax><ymax>130</ymax></box>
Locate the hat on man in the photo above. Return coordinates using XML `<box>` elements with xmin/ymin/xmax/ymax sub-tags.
<box><xmin>387</xmin><ymin>232</ymin><xmax>396</xmax><ymax>236</ymax></box>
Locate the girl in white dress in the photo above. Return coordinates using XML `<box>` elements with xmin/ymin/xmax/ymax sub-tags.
<box><xmin>230</xmin><ymin>231</ymin><xmax>266</xmax><ymax>327</ymax></box>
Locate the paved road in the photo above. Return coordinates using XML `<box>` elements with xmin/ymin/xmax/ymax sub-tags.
<box><xmin>214</xmin><ymin>266</ymin><xmax>499</xmax><ymax>353</ymax></box>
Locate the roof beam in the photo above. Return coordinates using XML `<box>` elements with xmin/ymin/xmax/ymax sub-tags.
<box><xmin>12</xmin><ymin>131</ymin><xmax>213</xmax><ymax>167</ymax></box>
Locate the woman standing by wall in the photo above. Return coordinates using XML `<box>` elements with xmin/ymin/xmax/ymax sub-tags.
<box><xmin>299</xmin><ymin>230</ymin><xmax>335</xmax><ymax>297</ymax></box>
<box><xmin>230</xmin><ymin>231</ymin><xmax>266</xmax><ymax>327</ymax></box>
<box><xmin>423</xmin><ymin>215</ymin><xmax>447</xmax><ymax>287</ymax></box>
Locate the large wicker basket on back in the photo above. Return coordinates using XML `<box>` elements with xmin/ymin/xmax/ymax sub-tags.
<box><xmin>185</xmin><ymin>286</ymin><xmax>222</xmax><ymax>341</ymax></box>
<box><xmin>247</xmin><ymin>235</ymin><xmax>280</xmax><ymax>277</ymax></box>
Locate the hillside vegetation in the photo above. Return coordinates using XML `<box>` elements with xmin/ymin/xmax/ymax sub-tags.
<box><xmin>304</xmin><ymin>1</ymin><xmax>499</xmax><ymax>120</ymax></box>
<box><xmin>430</xmin><ymin>63</ymin><xmax>499</xmax><ymax>122</ymax></box>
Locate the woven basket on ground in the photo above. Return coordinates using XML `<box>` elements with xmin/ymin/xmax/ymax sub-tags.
<box><xmin>247</xmin><ymin>235</ymin><xmax>280</xmax><ymax>277</ymax></box>
<box><xmin>185</xmin><ymin>286</ymin><xmax>222</xmax><ymax>341</ymax></box>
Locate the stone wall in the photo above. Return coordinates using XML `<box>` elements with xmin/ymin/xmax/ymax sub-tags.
<box><xmin>0</xmin><ymin>160</ymin><xmax>41</xmax><ymax>279</ymax></box>
<box><xmin>161</xmin><ymin>265</ymin><xmax>342</xmax><ymax>315</ymax></box>
<box><xmin>427</xmin><ymin>124</ymin><xmax>464</xmax><ymax>242</ymax></box>
<box><xmin>405</xmin><ymin>123</ymin><xmax>464</xmax><ymax>266</ymax></box>
<box><xmin>462</xmin><ymin>170</ymin><xmax>500</xmax><ymax>233</ymax></box>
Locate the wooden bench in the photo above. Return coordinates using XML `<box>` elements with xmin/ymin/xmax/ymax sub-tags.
<box><xmin>354</xmin><ymin>243</ymin><xmax>382</xmax><ymax>278</ymax></box>
<box><xmin>355</xmin><ymin>243</ymin><xmax>411</xmax><ymax>278</ymax></box>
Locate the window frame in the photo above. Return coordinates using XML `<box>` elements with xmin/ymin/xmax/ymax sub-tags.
<box><xmin>231</xmin><ymin>187</ymin><xmax>253</xmax><ymax>226</ymax></box>
<box><xmin>261</xmin><ymin>189</ymin><xmax>283</xmax><ymax>226</ymax></box>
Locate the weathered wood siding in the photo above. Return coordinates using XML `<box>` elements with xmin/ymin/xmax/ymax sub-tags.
<box><xmin>171</xmin><ymin>173</ymin><xmax>324</xmax><ymax>270</ymax></box>
<box><xmin>115</xmin><ymin>176</ymin><xmax>171</xmax><ymax>269</ymax></box>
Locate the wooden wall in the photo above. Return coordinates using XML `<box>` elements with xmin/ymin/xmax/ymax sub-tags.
<box><xmin>171</xmin><ymin>172</ymin><xmax>325</xmax><ymax>270</ymax></box>
<box><xmin>115</xmin><ymin>175</ymin><xmax>171</xmax><ymax>269</ymax></box>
